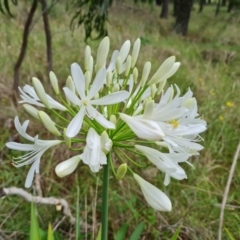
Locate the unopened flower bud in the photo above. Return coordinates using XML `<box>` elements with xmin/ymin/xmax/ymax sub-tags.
<box><xmin>96</xmin><ymin>36</ymin><xmax>110</xmax><ymax>71</ymax></box>
<box><xmin>110</xmin><ymin>115</ymin><xmax>116</xmax><ymax>125</ymax></box>
<box><xmin>49</xmin><ymin>71</ymin><xmax>59</xmax><ymax>94</ymax></box>
<box><xmin>140</xmin><ymin>61</ymin><xmax>151</xmax><ymax>87</ymax></box>
<box><xmin>66</xmin><ymin>76</ymin><xmax>75</xmax><ymax>93</ymax></box>
<box><xmin>32</xmin><ymin>77</ymin><xmax>50</xmax><ymax>108</ymax></box>
<box><xmin>113</xmin><ymin>83</ymin><xmax>120</xmax><ymax>92</ymax></box>
<box><xmin>38</xmin><ymin>111</ymin><xmax>61</xmax><ymax>136</ymax></box>
<box><xmin>23</xmin><ymin>104</ymin><xmax>39</xmax><ymax>119</ymax></box>
<box><xmin>85</xmin><ymin>71</ymin><xmax>91</xmax><ymax>91</ymax></box>
<box><xmin>143</xmin><ymin>100</ymin><xmax>154</xmax><ymax>119</ymax></box>
<box><xmin>148</xmin><ymin>56</ymin><xmax>180</xmax><ymax>85</ymax></box>
<box><xmin>183</xmin><ymin>97</ymin><xmax>195</xmax><ymax>108</ymax></box>
<box><xmin>116</xmin><ymin>163</ymin><xmax>127</xmax><ymax>180</ymax></box>
<box><xmin>131</xmin><ymin>38</ymin><xmax>141</xmax><ymax>68</ymax></box>
<box><xmin>106</xmin><ymin>71</ymin><xmax>113</xmax><ymax>87</ymax></box>
<box><xmin>151</xmin><ymin>84</ymin><xmax>157</xmax><ymax>98</ymax></box>
<box><xmin>64</xmin><ymin>128</ymin><xmax>71</xmax><ymax>148</ymax></box>
<box><xmin>66</xmin><ymin>76</ymin><xmax>75</xmax><ymax>106</ymax></box>
<box><xmin>118</xmin><ymin>40</ymin><xmax>131</xmax><ymax>64</ymax></box>
<box><xmin>156</xmin><ymin>141</ymin><xmax>168</xmax><ymax>148</ymax></box>
<box><xmin>133</xmin><ymin>67</ymin><xmax>138</xmax><ymax>84</ymax></box>
<box><xmin>85</xmin><ymin>45</ymin><xmax>91</xmax><ymax>71</ymax></box>
<box><xmin>157</xmin><ymin>80</ymin><xmax>167</xmax><ymax>95</ymax></box>
<box><xmin>55</xmin><ymin>155</ymin><xmax>81</xmax><ymax>177</ymax></box>
<box><xmin>115</xmin><ymin>56</ymin><xmax>122</xmax><ymax>74</ymax></box>
<box><xmin>125</xmin><ymin>55</ymin><xmax>132</xmax><ymax>76</ymax></box>
<box><xmin>101</xmin><ymin>131</ymin><xmax>112</xmax><ymax>154</ymax></box>
<box><xmin>89</xmin><ymin>56</ymin><xmax>94</xmax><ymax>80</ymax></box>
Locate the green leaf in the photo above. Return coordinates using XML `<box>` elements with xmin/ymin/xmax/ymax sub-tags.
<box><xmin>224</xmin><ymin>228</ymin><xmax>236</xmax><ymax>240</ymax></box>
<box><xmin>96</xmin><ymin>224</ymin><xmax>102</xmax><ymax>240</ymax></box>
<box><xmin>76</xmin><ymin>186</ymin><xmax>81</xmax><ymax>240</ymax></box>
<box><xmin>3</xmin><ymin>0</ymin><xmax>14</xmax><ymax>17</ymax></box>
<box><xmin>115</xmin><ymin>224</ymin><xmax>128</xmax><ymax>240</ymax></box>
<box><xmin>30</xmin><ymin>202</ymin><xmax>41</xmax><ymax>240</ymax></box>
<box><xmin>129</xmin><ymin>222</ymin><xmax>144</xmax><ymax>240</ymax></box>
<box><xmin>170</xmin><ymin>224</ymin><xmax>182</xmax><ymax>240</ymax></box>
<box><xmin>47</xmin><ymin>223</ymin><xmax>54</xmax><ymax>240</ymax></box>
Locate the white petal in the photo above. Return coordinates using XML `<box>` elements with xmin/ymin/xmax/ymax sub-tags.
<box><xmin>66</xmin><ymin>107</ymin><xmax>85</xmax><ymax>138</ymax></box>
<box><xmin>87</xmin><ymin>68</ymin><xmax>107</xmax><ymax>100</ymax></box>
<box><xmin>47</xmin><ymin>96</ymin><xmax>67</xmax><ymax>111</ymax></box>
<box><xmin>90</xmin><ymin>91</ymin><xmax>129</xmax><ymax>105</ymax></box>
<box><xmin>71</xmin><ymin>62</ymin><xmax>86</xmax><ymax>99</ymax></box>
<box><xmin>63</xmin><ymin>87</ymin><xmax>81</xmax><ymax>105</ymax></box>
<box><xmin>55</xmin><ymin>156</ymin><xmax>81</xmax><ymax>177</ymax></box>
<box><xmin>6</xmin><ymin>142</ymin><xmax>35</xmax><ymax>151</ymax></box>
<box><xmin>25</xmin><ymin>158</ymin><xmax>40</xmax><ymax>188</ymax></box>
<box><xmin>133</xmin><ymin>174</ymin><xmax>172</xmax><ymax>212</ymax></box>
<box><xmin>87</xmin><ymin>105</ymin><xmax>115</xmax><ymax>129</ymax></box>
<box><xmin>120</xmin><ymin>113</ymin><xmax>164</xmax><ymax>141</ymax></box>
<box><xmin>14</xmin><ymin>117</ymin><xmax>34</xmax><ymax>141</ymax></box>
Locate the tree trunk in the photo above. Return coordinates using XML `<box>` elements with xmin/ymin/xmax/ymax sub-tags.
<box><xmin>227</xmin><ymin>1</ymin><xmax>234</xmax><ymax>12</ymax></box>
<box><xmin>215</xmin><ymin>0</ymin><xmax>221</xmax><ymax>15</ymax></box>
<box><xmin>173</xmin><ymin>0</ymin><xmax>180</xmax><ymax>17</ymax></box>
<box><xmin>160</xmin><ymin>0</ymin><xmax>169</xmax><ymax>18</ymax></box>
<box><xmin>198</xmin><ymin>0</ymin><xmax>205</xmax><ymax>13</ymax></box>
<box><xmin>156</xmin><ymin>0</ymin><xmax>162</xmax><ymax>5</ymax></box>
<box><xmin>40</xmin><ymin>0</ymin><xmax>52</xmax><ymax>72</ymax></box>
<box><xmin>221</xmin><ymin>0</ymin><xmax>226</xmax><ymax>6</ymax></box>
<box><xmin>174</xmin><ymin>0</ymin><xmax>193</xmax><ymax>36</ymax></box>
<box><xmin>208</xmin><ymin>0</ymin><xmax>211</xmax><ymax>4</ymax></box>
<box><xmin>13</xmin><ymin>0</ymin><xmax>38</xmax><ymax>94</ymax></box>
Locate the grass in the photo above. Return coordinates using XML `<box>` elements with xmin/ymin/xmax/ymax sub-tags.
<box><xmin>1</xmin><ymin>1</ymin><xmax>240</xmax><ymax>239</ymax></box>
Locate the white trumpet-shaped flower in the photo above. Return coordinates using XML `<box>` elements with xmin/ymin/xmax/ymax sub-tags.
<box><xmin>19</xmin><ymin>85</ymin><xmax>67</xmax><ymax>111</ymax></box>
<box><xmin>135</xmin><ymin>145</ymin><xmax>189</xmax><ymax>185</ymax></box>
<box><xmin>80</xmin><ymin>128</ymin><xmax>107</xmax><ymax>172</ymax></box>
<box><xmin>133</xmin><ymin>174</ymin><xmax>172</xmax><ymax>211</ymax></box>
<box><xmin>55</xmin><ymin>155</ymin><xmax>81</xmax><ymax>177</ymax></box>
<box><xmin>5</xmin><ymin>116</ymin><xmax>61</xmax><ymax>188</ymax></box>
<box><xmin>64</xmin><ymin>63</ymin><xmax>129</xmax><ymax>138</ymax></box>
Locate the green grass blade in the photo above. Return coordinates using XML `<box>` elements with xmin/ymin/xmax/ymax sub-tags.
<box><xmin>224</xmin><ymin>228</ymin><xmax>236</xmax><ymax>240</ymax></box>
<box><xmin>170</xmin><ymin>224</ymin><xmax>182</xmax><ymax>240</ymax></box>
<box><xmin>30</xmin><ymin>202</ymin><xmax>41</xmax><ymax>240</ymax></box>
<box><xmin>47</xmin><ymin>223</ymin><xmax>54</xmax><ymax>240</ymax></box>
<box><xmin>76</xmin><ymin>186</ymin><xmax>80</xmax><ymax>240</ymax></box>
<box><xmin>96</xmin><ymin>224</ymin><xmax>102</xmax><ymax>240</ymax></box>
<box><xmin>115</xmin><ymin>223</ymin><xmax>128</xmax><ymax>240</ymax></box>
<box><xmin>129</xmin><ymin>222</ymin><xmax>144</xmax><ymax>240</ymax></box>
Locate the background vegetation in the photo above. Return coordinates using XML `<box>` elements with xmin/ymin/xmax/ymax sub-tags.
<box><xmin>0</xmin><ymin>1</ymin><xmax>240</xmax><ymax>239</ymax></box>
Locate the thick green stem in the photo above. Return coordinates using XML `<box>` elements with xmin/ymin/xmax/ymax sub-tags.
<box><xmin>101</xmin><ymin>154</ymin><xmax>110</xmax><ymax>240</ymax></box>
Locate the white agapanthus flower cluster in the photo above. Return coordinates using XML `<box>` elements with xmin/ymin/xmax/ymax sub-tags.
<box><xmin>6</xmin><ymin>37</ymin><xmax>206</xmax><ymax>212</ymax></box>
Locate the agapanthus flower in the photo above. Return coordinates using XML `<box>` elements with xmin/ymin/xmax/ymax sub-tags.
<box><xmin>63</xmin><ymin>63</ymin><xmax>129</xmax><ymax>138</ymax></box>
<box><xmin>6</xmin><ymin>117</ymin><xmax>61</xmax><ymax>187</ymax></box>
<box><xmin>6</xmin><ymin>37</ymin><xmax>206</xmax><ymax>214</ymax></box>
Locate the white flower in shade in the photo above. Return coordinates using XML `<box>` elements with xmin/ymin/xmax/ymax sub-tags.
<box><xmin>19</xmin><ymin>85</ymin><xmax>67</xmax><ymax>111</ymax></box>
<box><xmin>55</xmin><ymin>155</ymin><xmax>81</xmax><ymax>177</ymax></box>
<box><xmin>64</xmin><ymin>63</ymin><xmax>129</xmax><ymax>138</ymax></box>
<box><xmin>133</xmin><ymin>173</ymin><xmax>172</xmax><ymax>212</ymax></box>
<box><xmin>5</xmin><ymin>117</ymin><xmax>61</xmax><ymax>188</ymax></box>
<box><xmin>135</xmin><ymin>145</ymin><xmax>189</xmax><ymax>186</ymax></box>
<box><xmin>80</xmin><ymin>128</ymin><xmax>107</xmax><ymax>172</ymax></box>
